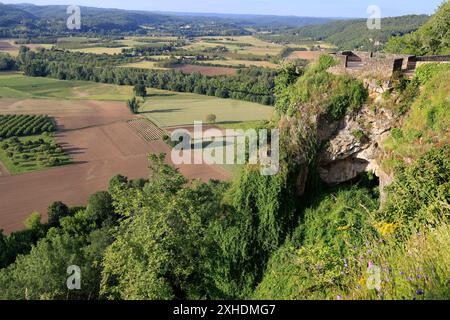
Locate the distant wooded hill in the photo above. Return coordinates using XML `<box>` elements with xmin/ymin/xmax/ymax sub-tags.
<box><xmin>260</xmin><ymin>15</ymin><xmax>430</xmax><ymax>51</ymax></box>
<box><xmin>385</xmin><ymin>2</ymin><xmax>450</xmax><ymax>55</ymax></box>
<box><xmin>0</xmin><ymin>3</ymin><xmax>335</xmax><ymax>37</ymax></box>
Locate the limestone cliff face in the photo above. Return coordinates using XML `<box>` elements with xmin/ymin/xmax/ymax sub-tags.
<box><xmin>318</xmin><ymin>104</ymin><xmax>396</xmax><ymax>185</ymax></box>
<box><xmin>319</xmin><ymin>103</ymin><xmax>398</xmax><ymax>205</ymax></box>
<box><xmin>293</xmin><ymin>102</ymin><xmax>397</xmax><ymax>203</ymax></box>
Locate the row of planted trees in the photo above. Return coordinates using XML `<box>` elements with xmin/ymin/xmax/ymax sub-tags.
<box><xmin>0</xmin><ymin>115</ymin><xmax>56</xmax><ymax>139</ymax></box>
<box><xmin>1</xmin><ymin>137</ymin><xmax>68</xmax><ymax>168</ymax></box>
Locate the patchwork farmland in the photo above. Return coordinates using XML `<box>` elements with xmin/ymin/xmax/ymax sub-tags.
<box><xmin>0</xmin><ymin>97</ymin><xmax>230</xmax><ymax>233</ymax></box>
<box><xmin>0</xmin><ymin>74</ymin><xmax>276</xmax><ymax>233</ymax></box>
<box><xmin>0</xmin><ymin>34</ymin><xmax>279</xmax><ymax>233</ymax></box>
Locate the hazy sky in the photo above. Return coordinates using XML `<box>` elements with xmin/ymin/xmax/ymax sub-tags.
<box><xmin>2</xmin><ymin>0</ymin><xmax>444</xmax><ymax>17</ymax></box>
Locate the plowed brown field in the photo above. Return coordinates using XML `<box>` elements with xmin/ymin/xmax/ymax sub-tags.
<box><xmin>288</xmin><ymin>51</ymin><xmax>322</xmax><ymax>61</ymax></box>
<box><xmin>0</xmin><ymin>99</ymin><xmax>230</xmax><ymax>233</ymax></box>
<box><xmin>173</xmin><ymin>64</ymin><xmax>238</xmax><ymax>76</ymax></box>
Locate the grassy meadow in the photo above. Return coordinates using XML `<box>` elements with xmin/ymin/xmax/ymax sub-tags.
<box><xmin>140</xmin><ymin>92</ymin><xmax>274</xmax><ymax>127</ymax></box>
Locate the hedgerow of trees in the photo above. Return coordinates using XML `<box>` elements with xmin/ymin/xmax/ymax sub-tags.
<box><xmin>0</xmin><ymin>53</ymin><xmax>17</xmax><ymax>71</ymax></box>
<box><xmin>18</xmin><ymin>48</ymin><xmax>277</xmax><ymax>105</ymax></box>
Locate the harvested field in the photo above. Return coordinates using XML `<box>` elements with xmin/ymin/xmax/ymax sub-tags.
<box><xmin>120</xmin><ymin>61</ymin><xmax>168</xmax><ymax>70</ymax></box>
<box><xmin>173</xmin><ymin>64</ymin><xmax>238</xmax><ymax>76</ymax></box>
<box><xmin>0</xmin><ymin>41</ymin><xmax>52</xmax><ymax>56</ymax></box>
<box><xmin>72</xmin><ymin>47</ymin><xmax>126</xmax><ymax>55</ymax></box>
<box><xmin>0</xmin><ymin>98</ymin><xmax>230</xmax><ymax>233</ymax></box>
<box><xmin>287</xmin><ymin>51</ymin><xmax>322</xmax><ymax>61</ymax></box>
<box><xmin>0</xmin><ymin>41</ymin><xmax>15</xmax><ymax>51</ymax></box>
<box><xmin>204</xmin><ymin>59</ymin><xmax>278</xmax><ymax>68</ymax></box>
<box><xmin>128</xmin><ymin>118</ymin><xmax>166</xmax><ymax>141</ymax></box>
<box><xmin>0</xmin><ymin>99</ymin><xmax>132</xmax><ymax>130</ymax></box>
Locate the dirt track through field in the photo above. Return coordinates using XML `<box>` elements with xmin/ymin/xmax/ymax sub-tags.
<box><xmin>0</xmin><ymin>99</ymin><xmax>230</xmax><ymax>233</ymax></box>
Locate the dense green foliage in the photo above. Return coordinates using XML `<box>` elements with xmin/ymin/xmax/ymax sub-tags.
<box><xmin>133</xmin><ymin>83</ymin><xmax>147</xmax><ymax>97</ymax></box>
<box><xmin>47</xmin><ymin>202</ymin><xmax>70</xmax><ymax>228</ymax></box>
<box><xmin>292</xmin><ymin>186</ymin><xmax>379</xmax><ymax>253</ymax></box>
<box><xmin>0</xmin><ymin>220</ymin><xmax>46</xmax><ymax>269</ymax></box>
<box><xmin>126</xmin><ymin>97</ymin><xmax>141</xmax><ymax>114</ymax></box>
<box><xmin>0</xmin><ymin>114</ymin><xmax>55</xmax><ymax>138</ymax></box>
<box><xmin>101</xmin><ymin>155</ymin><xmax>225</xmax><ymax>299</ymax></box>
<box><xmin>382</xmin><ymin>146</ymin><xmax>449</xmax><ymax>229</ymax></box>
<box><xmin>253</xmin><ymin>184</ymin><xmax>379</xmax><ymax>300</ymax></box>
<box><xmin>386</xmin><ymin>2</ymin><xmax>450</xmax><ymax>55</ymax></box>
<box><xmin>382</xmin><ymin>65</ymin><xmax>449</xmax><ymax>170</ymax></box>
<box><xmin>275</xmin><ymin>55</ymin><xmax>367</xmax><ymax>118</ymax></box>
<box><xmin>201</xmin><ymin>162</ymin><xmax>300</xmax><ymax>299</ymax></box>
<box><xmin>0</xmin><ymin>53</ymin><xmax>17</xmax><ymax>71</ymax></box>
<box><xmin>0</xmin><ymin>224</ymin><xmax>113</xmax><ymax>300</ymax></box>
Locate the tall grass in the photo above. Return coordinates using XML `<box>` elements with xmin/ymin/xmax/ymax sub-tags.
<box><xmin>341</xmin><ymin>223</ymin><xmax>450</xmax><ymax>300</ymax></box>
<box><xmin>382</xmin><ymin>67</ymin><xmax>450</xmax><ymax>172</ymax></box>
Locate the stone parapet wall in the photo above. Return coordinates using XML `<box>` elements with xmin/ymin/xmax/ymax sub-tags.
<box><xmin>329</xmin><ymin>58</ymin><xmax>401</xmax><ymax>80</ymax></box>
<box><xmin>329</xmin><ymin>51</ymin><xmax>418</xmax><ymax>80</ymax></box>
<box><xmin>415</xmin><ymin>55</ymin><xmax>450</xmax><ymax>62</ymax></box>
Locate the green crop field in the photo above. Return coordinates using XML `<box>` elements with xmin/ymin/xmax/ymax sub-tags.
<box><xmin>0</xmin><ymin>74</ymin><xmax>94</xmax><ymax>99</ymax></box>
<box><xmin>140</xmin><ymin>91</ymin><xmax>274</xmax><ymax>127</ymax></box>
<box><xmin>0</xmin><ymin>74</ymin><xmax>134</xmax><ymax>101</ymax></box>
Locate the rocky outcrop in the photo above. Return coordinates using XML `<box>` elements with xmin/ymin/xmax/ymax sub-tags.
<box><xmin>317</xmin><ymin>104</ymin><xmax>396</xmax><ymax>186</ymax></box>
